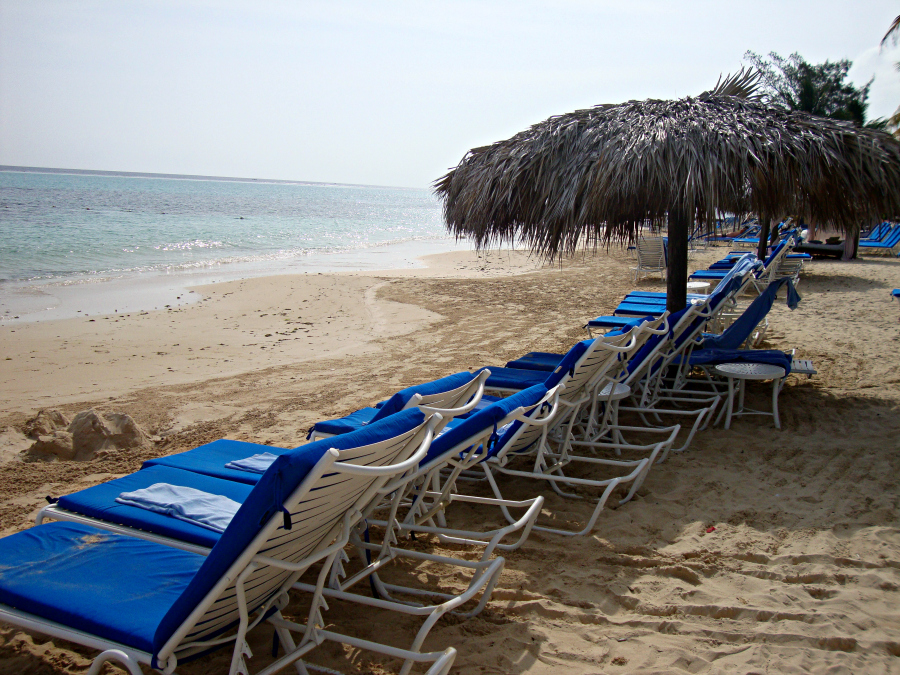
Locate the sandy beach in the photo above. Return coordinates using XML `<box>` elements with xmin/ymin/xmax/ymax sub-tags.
<box><xmin>0</xmin><ymin>245</ymin><xmax>899</xmax><ymax>674</ymax></box>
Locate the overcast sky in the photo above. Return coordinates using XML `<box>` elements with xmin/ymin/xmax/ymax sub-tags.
<box><xmin>2</xmin><ymin>1</ymin><xmax>899</xmax><ymax>188</ymax></box>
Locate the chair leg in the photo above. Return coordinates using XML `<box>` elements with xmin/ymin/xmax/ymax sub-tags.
<box><xmin>86</xmin><ymin>651</ymin><xmax>144</xmax><ymax>675</ymax></box>
<box><xmin>772</xmin><ymin>377</ymin><xmax>782</xmax><ymax>429</ymax></box>
<box><xmin>723</xmin><ymin>377</ymin><xmax>735</xmax><ymax>429</ymax></box>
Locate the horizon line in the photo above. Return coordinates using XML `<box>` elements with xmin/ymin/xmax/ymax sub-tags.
<box><xmin>0</xmin><ymin>165</ymin><xmax>421</xmax><ymax>191</ymax></box>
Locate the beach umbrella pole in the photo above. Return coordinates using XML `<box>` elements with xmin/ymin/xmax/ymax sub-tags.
<box><xmin>757</xmin><ymin>216</ymin><xmax>771</xmax><ymax>260</ymax></box>
<box><xmin>666</xmin><ymin>208</ymin><xmax>690</xmax><ymax>312</ymax></box>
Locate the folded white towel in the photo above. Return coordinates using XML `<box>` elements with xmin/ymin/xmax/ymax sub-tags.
<box><xmin>224</xmin><ymin>452</ymin><xmax>279</xmax><ymax>474</ymax></box>
<box><xmin>116</xmin><ymin>483</ymin><xmax>240</xmax><ymax>533</ymax></box>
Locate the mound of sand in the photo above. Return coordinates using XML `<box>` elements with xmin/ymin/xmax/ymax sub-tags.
<box><xmin>24</xmin><ymin>409</ymin><xmax>151</xmax><ymax>462</ymax></box>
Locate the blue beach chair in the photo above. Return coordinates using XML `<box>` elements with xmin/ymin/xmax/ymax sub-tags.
<box><xmin>7</xmin><ymin>410</ymin><xmax>458</xmax><ymax>675</ymax></box>
<box><xmin>663</xmin><ymin>277</ymin><xmax>803</xmax><ymax>388</ymax></box>
<box><xmin>38</xmin><ymin>408</ymin><xmax>519</xmax><ymax>673</ymax></box>
<box><xmin>859</xmin><ymin>224</ymin><xmax>900</xmax><ymax>256</ymax></box>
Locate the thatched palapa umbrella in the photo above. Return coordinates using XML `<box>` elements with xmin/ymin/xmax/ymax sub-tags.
<box><xmin>435</xmin><ymin>71</ymin><xmax>900</xmax><ymax>311</ymax></box>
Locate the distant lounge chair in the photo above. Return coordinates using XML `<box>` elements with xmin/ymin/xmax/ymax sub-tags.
<box><xmin>689</xmin><ymin>237</ymin><xmax>798</xmax><ymax>292</ymax></box>
<box><xmin>859</xmin><ymin>224</ymin><xmax>900</xmax><ymax>256</ymax></box>
<box><xmin>862</xmin><ymin>222</ymin><xmax>891</xmax><ymax>242</ymax></box>
<box><xmin>587</xmin><ymin>258</ymin><xmax>756</xmax><ymax>335</ymax></box>
<box><xmin>632</xmin><ymin>236</ymin><xmax>667</xmax><ymax>282</ymax></box>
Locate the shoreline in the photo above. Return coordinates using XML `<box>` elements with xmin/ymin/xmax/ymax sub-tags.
<box><xmin>0</xmin><ymin>236</ymin><xmax>477</xmax><ymax>324</ymax></box>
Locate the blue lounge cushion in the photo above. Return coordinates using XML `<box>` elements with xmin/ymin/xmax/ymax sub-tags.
<box><xmin>424</xmin><ymin>385</ymin><xmax>550</xmax><ymax>464</ymax></box>
<box><xmin>56</xmin><ymin>465</ymin><xmax>255</xmax><ymax>548</ymax></box>
<box><xmin>483</xmin><ymin>338</ymin><xmax>594</xmax><ymax>391</ymax></box>
<box><xmin>374</xmin><ymin>371</ymin><xmax>475</xmax><ymax>413</ymax></box>
<box><xmin>623</xmin><ymin>291</ymin><xmax>707</xmax><ymax>301</ymax></box>
<box><xmin>613</xmin><ymin>302</ymin><xmax>667</xmax><ymax>316</ymax></box>
<box><xmin>684</xmin><ymin>348</ymin><xmax>792</xmax><ymax>374</ymax></box>
<box><xmin>507</xmin><ymin>323</ymin><xmax>638</xmax><ymax>373</ymax></box>
<box><xmin>483</xmin><ymin>366</ymin><xmax>552</xmax><ymax>390</ymax></box>
<box><xmin>308</xmin><ymin>407</ymin><xmax>380</xmax><ymax>437</ymax></box>
<box><xmin>144</xmin><ymin>439</ymin><xmax>293</xmax><ymax>485</ymax></box>
<box><xmin>505</xmin><ymin>351</ymin><xmax>563</xmax><ymax>372</ymax></box>
<box><xmin>311</xmin><ymin>371</ymin><xmax>475</xmax><ymax>437</ymax></box>
<box><xmin>688</xmin><ymin>269</ymin><xmax>730</xmax><ymax>280</ymax></box>
<box><xmin>144</xmin><ymin>409</ymin><xmax>427</xmax><ymax>486</ymax></box>
<box><xmin>586</xmin><ymin>315</ymin><xmax>639</xmax><ymax>330</ymax></box>
<box><xmin>0</xmin><ymin>521</ymin><xmax>203</xmax><ymax>655</ymax></box>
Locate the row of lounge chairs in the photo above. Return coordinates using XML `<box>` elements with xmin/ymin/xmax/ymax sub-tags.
<box><xmin>858</xmin><ymin>222</ymin><xmax>900</xmax><ymax>256</ymax></box>
<box><xmin>0</xmin><ymin>259</ymin><xmax>815</xmax><ymax>674</ymax></box>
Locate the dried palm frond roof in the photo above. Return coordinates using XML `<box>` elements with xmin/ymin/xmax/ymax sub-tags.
<box><xmin>435</xmin><ymin>74</ymin><xmax>900</xmax><ymax>259</ymax></box>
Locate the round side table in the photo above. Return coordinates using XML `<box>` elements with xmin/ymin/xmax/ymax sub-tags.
<box><xmin>712</xmin><ymin>362</ymin><xmax>786</xmax><ymax>430</ymax></box>
<box><xmin>686</xmin><ymin>281</ymin><xmax>710</xmax><ymax>294</ymax></box>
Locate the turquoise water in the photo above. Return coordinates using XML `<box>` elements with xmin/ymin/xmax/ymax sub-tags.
<box><xmin>0</xmin><ymin>168</ymin><xmax>451</xmax><ymax>282</ymax></box>
<box><xmin>0</xmin><ymin>168</ymin><xmax>465</xmax><ymax>321</ymax></box>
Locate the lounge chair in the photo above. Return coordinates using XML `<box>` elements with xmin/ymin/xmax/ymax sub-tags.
<box><xmin>862</xmin><ymin>222</ymin><xmax>890</xmax><ymax>241</ymax></box>
<box><xmin>469</xmin><ymin>323</ymin><xmax>684</xmax><ymax>535</ymax></box>
<box><xmin>588</xmin><ymin>260</ymin><xmax>755</xmax><ymax>335</ymax></box>
<box><xmin>41</xmin><ymin>408</ymin><xmax>514</xmax><ymax>673</ymax></box>
<box><xmin>307</xmin><ymin>370</ymin><xmax>490</xmax><ymax>440</ymax></box>
<box><xmin>632</xmin><ymin>236</ymin><xmax>667</xmax><ymax>282</ymax></box>
<box><xmin>859</xmin><ymin>224</ymin><xmax>900</xmax><ymax>256</ymax></box>
<box><xmin>661</xmin><ymin>277</ymin><xmax>807</xmax><ymax>392</ymax></box>
<box><xmin>532</xmin><ymin>307</ymin><xmax>719</xmax><ymax>453</ymax></box>
<box><xmin>690</xmin><ymin>238</ymin><xmax>797</xmax><ymax>289</ymax></box>
<box><xmin>307</xmin><ymin>385</ymin><xmax>563</xmax><ymax>639</ymax></box>
<box><xmin>10</xmin><ymin>410</ymin><xmax>458</xmax><ymax>675</ymax></box>
<box><xmin>731</xmin><ymin>219</ymin><xmax>793</xmax><ymax>248</ymax></box>
<box><xmin>369</xmin><ymin>384</ymin><xmax>561</xmax><ymax>551</ymax></box>
<box><xmin>595</xmin><ymin>306</ymin><xmax>721</xmax><ymax>454</ymax></box>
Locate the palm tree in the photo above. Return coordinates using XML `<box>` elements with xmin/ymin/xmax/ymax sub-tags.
<box><xmin>882</xmin><ymin>16</ymin><xmax>900</xmax><ymax>137</ymax></box>
<box><xmin>881</xmin><ymin>15</ymin><xmax>900</xmax><ymax>46</ymax></box>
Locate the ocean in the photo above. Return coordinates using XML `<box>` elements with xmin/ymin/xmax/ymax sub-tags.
<box><xmin>0</xmin><ymin>167</ymin><xmax>467</xmax><ymax>322</ymax></box>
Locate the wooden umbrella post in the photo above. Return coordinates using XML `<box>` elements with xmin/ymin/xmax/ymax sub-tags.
<box><xmin>756</xmin><ymin>216</ymin><xmax>771</xmax><ymax>260</ymax></box>
<box><xmin>666</xmin><ymin>207</ymin><xmax>690</xmax><ymax>313</ymax></box>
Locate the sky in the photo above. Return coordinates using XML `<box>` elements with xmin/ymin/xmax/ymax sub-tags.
<box><xmin>2</xmin><ymin>1</ymin><xmax>900</xmax><ymax>189</ymax></box>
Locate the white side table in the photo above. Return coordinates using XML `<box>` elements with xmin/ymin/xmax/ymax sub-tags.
<box><xmin>686</xmin><ymin>281</ymin><xmax>710</xmax><ymax>293</ymax></box>
<box><xmin>712</xmin><ymin>362</ymin><xmax>786</xmax><ymax>429</ymax></box>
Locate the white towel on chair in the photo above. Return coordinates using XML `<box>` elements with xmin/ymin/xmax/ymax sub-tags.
<box><xmin>116</xmin><ymin>483</ymin><xmax>240</xmax><ymax>533</ymax></box>
<box><xmin>224</xmin><ymin>452</ymin><xmax>279</xmax><ymax>474</ymax></box>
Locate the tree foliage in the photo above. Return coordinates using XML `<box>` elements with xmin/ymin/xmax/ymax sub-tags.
<box><xmin>744</xmin><ymin>51</ymin><xmax>874</xmax><ymax>125</ymax></box>
<box><xmin>881</xmin><ymin>16</ymin><xmax>900</xmax><ymax>137</ymax></box>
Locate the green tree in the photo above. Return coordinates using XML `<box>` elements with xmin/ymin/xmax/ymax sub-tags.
<box><xmin>744</xmin><ymin>51</ymin><xmax>876</xmax><ymax>126</ymax></box>
<box><xmin>881</xmin><ymin>15</ymin><xmax>900</xmax><ymax>136</ymax></box>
